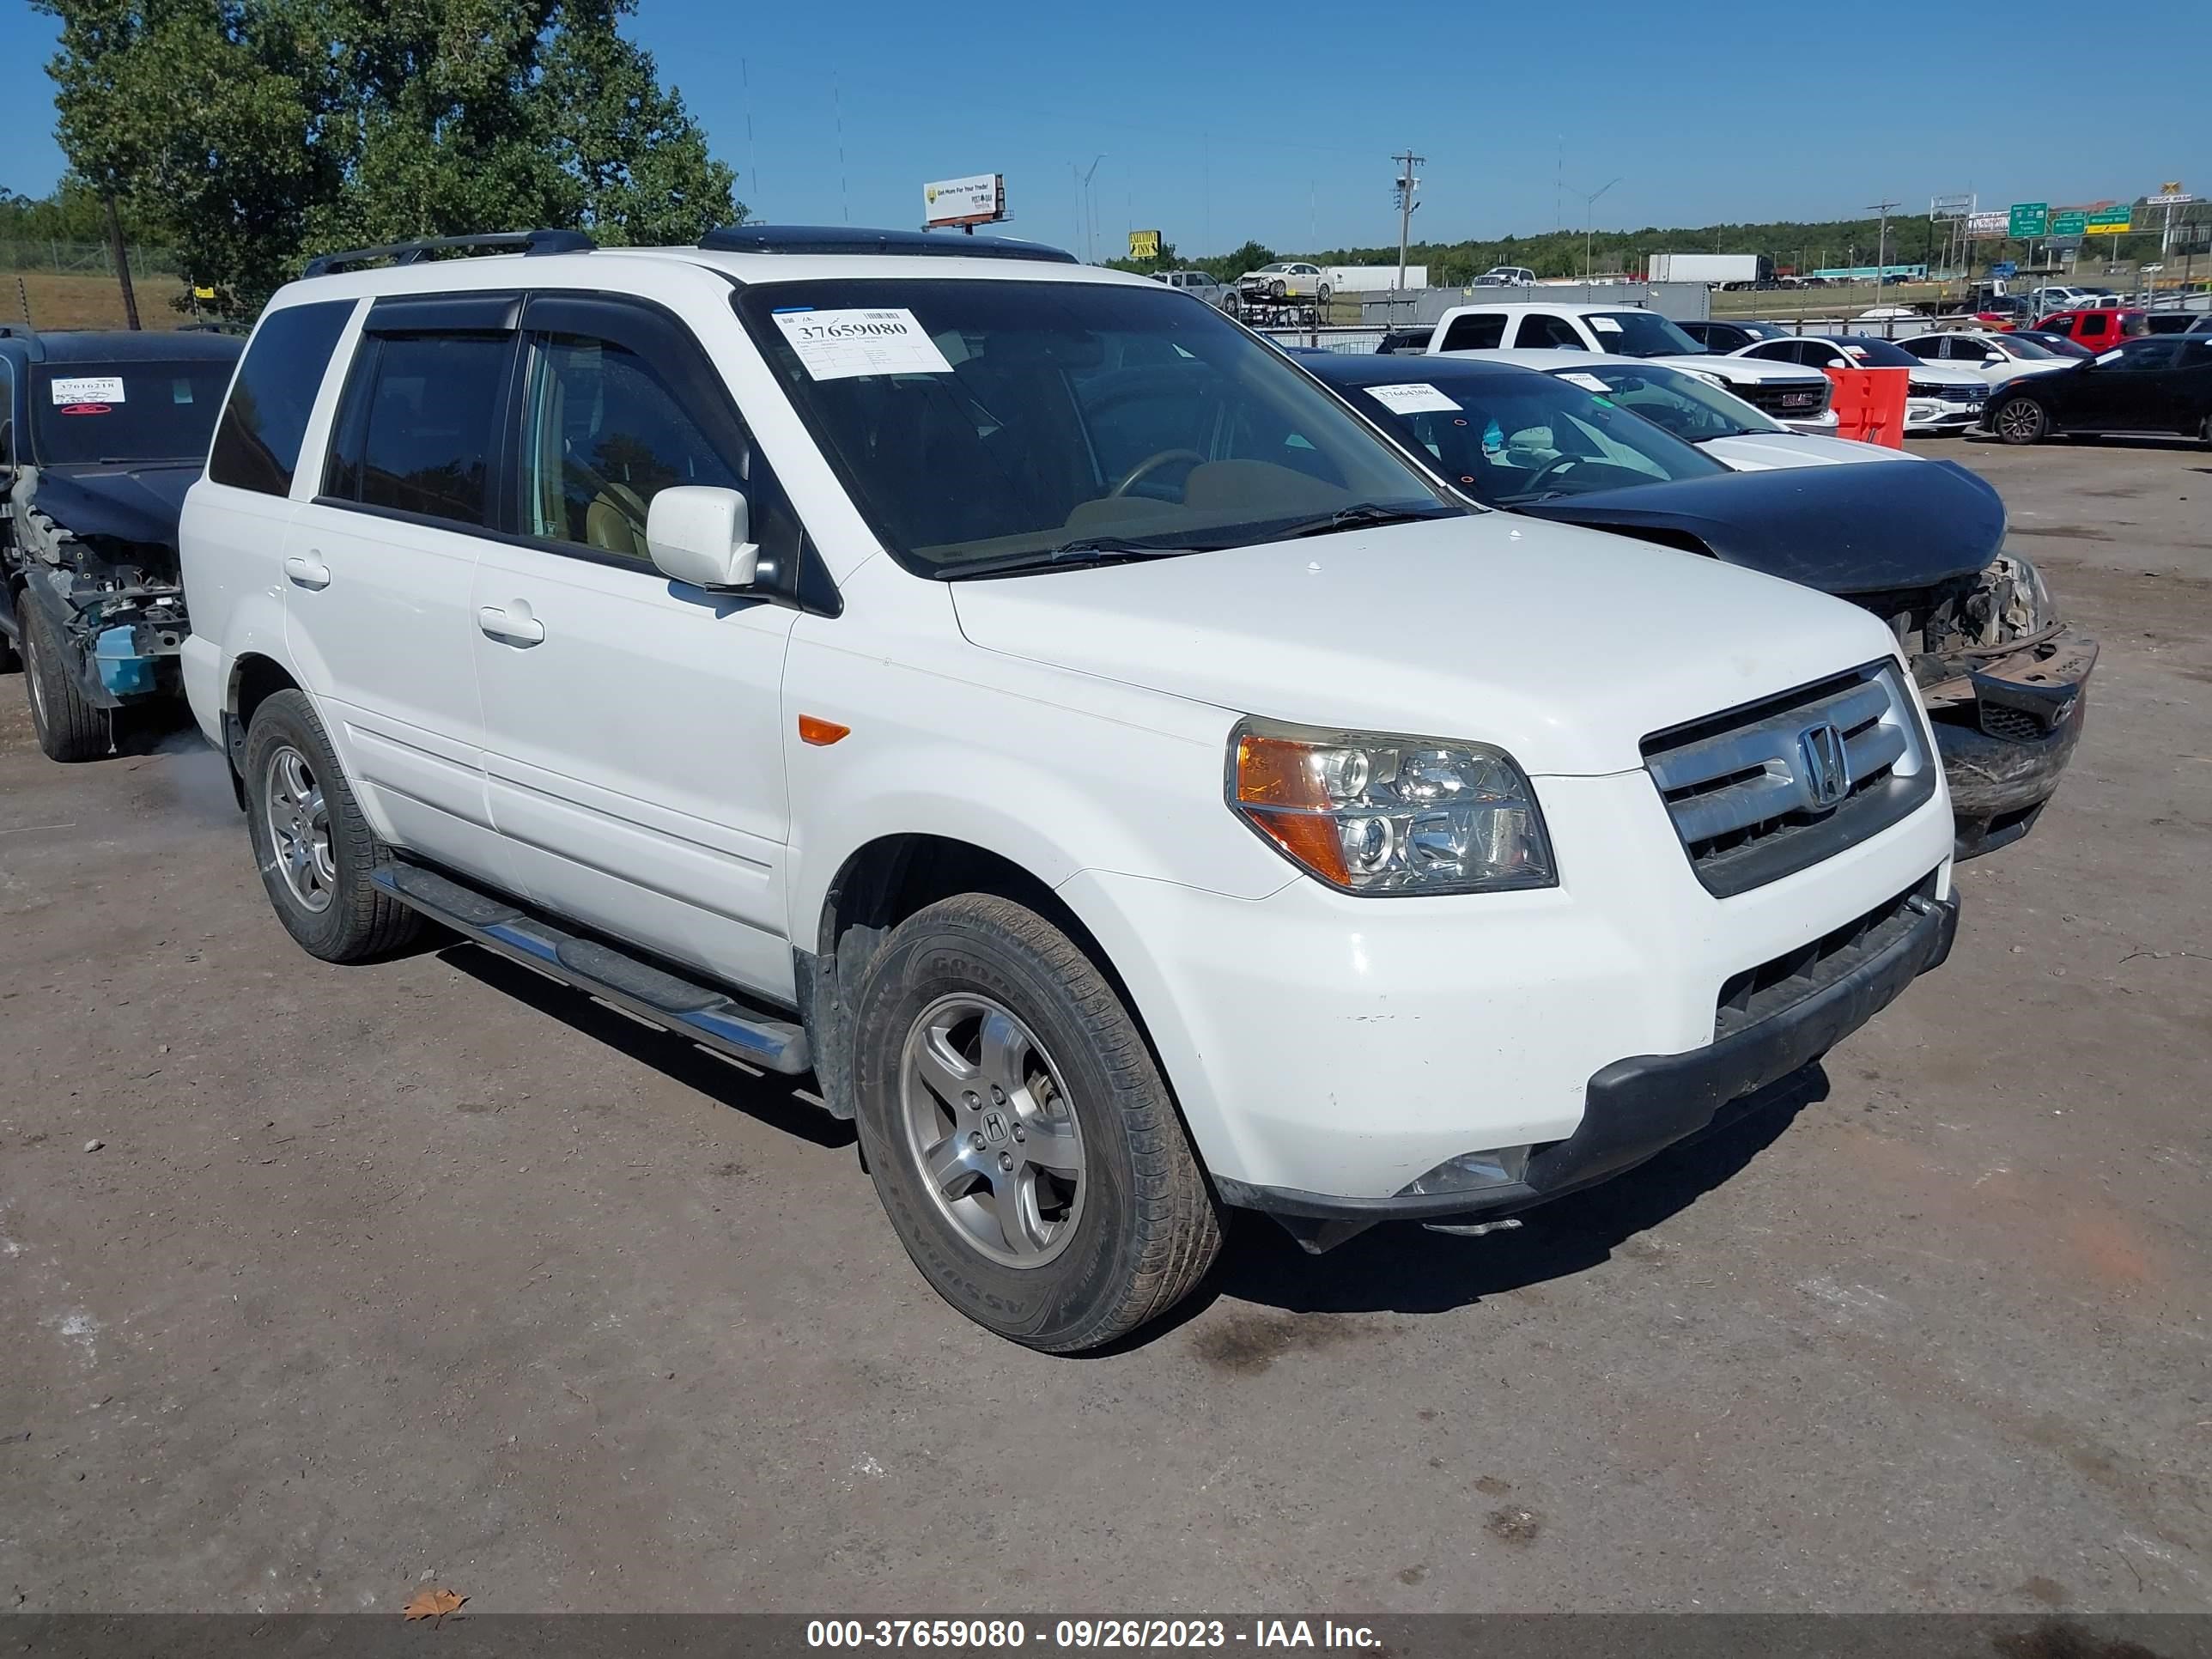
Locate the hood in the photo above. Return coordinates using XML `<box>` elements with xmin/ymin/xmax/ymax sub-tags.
<box><xmin>949</xmin><ymin>514</ymin><xmax>1900</xmax><ymax>777</ymax></box>
<box><xmin>27</xmin><ymin>462</ymin><xmax>198</xmax><ymax>555</ymax></box>
<box><xmin>1701</xmin><ymin>432</ymin><xmax>1921</xmax><ymax>471</ymax></box>
<box><xmin>1511</xmin><ymin>459</ymin><xmax>2003</xmax><ymax>595</ymax></box>
<box><xmin>1652</xmin><ymin>355</ymin><xmax>1822</xmax><ymax>385</ymax></box>
<box><xmin>1898</xmin><ymin>362</ymin><xmax>1984</xmax><ymax>386</ymax></box>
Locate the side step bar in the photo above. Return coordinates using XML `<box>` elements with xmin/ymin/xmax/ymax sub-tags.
<box><xmin>373</xmin><ymin>859</ymin><xmax>811</xmax><ymax>1075</ymax></box>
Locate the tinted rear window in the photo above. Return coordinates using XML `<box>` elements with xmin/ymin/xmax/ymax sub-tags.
<box><xmin>33</xmin><ymin>358</ymin><xmax>238</xmax><ymax>466</ymax></box>
<box><xmin>326</xmin><ymin>333</ymin><xmax>508</xmax><ymax>526</ymax></box>
<box><xmin>208</xmin><ymin>301</ymin><xmax>356</xmax><ymax>495</ymax></box>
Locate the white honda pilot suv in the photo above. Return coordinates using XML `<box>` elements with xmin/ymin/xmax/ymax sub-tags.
<box><xmin>180</xmin><ymin>226</ymin><xmax>1960</xmax><ymax>1350</ymax></box>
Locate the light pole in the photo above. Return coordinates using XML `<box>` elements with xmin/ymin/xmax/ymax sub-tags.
<box><xmin>1568</xmin><ymin>176</ymin><xmax>1620</xmax><ymax>284</ymax></box>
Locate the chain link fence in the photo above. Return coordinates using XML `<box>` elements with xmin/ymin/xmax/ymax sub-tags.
<box><xmin>0</xmin><ymin>239</ymin><xmax>186</xmax><ymax>277</ymax></box>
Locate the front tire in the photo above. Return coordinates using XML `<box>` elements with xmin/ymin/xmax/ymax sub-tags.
<box><xmin>241</xmin><ymin>688</ymin><xmax>421</xmax><ymax>963</ymax></box>
<box><xmin>1317</xmin><ymin>283</ymin><xmax>1333</xmax><ymax>307</ymax></box>
<box><xmin>1993</xmin><ymin>395</ymin><xmax>2048</xmax><ymax>445</ymax></box>
<box><xmin>20</xmin><ymin>601</ymin><xmax>106</xmax><ymax>762</ymax></box>
<box><xmin>850</xmin><ymin>894</ymin><xmax>1224</xmax><ymax>1352</ymax></box>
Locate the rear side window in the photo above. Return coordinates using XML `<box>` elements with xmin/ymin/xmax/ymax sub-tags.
<box><xmin>209</xmin><ymin>300</ymin><xmax>355</xmax><ymax>496</ymax></box>
<box><xmin>1521</xmin><ymin>314</ymin><xmax>1587</xmax><ymax>351</ymax></box>
<box><xmin>325</xmin><ymin>333</ymin><xmax>510</xmax><ymax>526</ymax></box>
<box><xmin>1439</xmin><ymin>313</ymin><xmax>1506</xmax><ymax>351</ymax></box>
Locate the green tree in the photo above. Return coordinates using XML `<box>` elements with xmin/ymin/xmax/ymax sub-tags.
<box><xmin>36</xmin><ymin>0</ymin><xmax>740</xmax><ymax>306</ymax></box>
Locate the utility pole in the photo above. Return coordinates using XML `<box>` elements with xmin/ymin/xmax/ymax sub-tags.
<box><xmin>101</xmin><ymin>191</ymin><xmax>139</xmax><ymax>331</ymax></box>
<box><xmin>1393</xmin><ymin>150</ymin><xmax>1424</xmax><ymax>292</ymax></box>
<box><xmin>1568</xmin><ymin>176</ymin><xmax>1620</xmax><ymax>283</ymax></box>
<box><xmin>1865</xmin><ymin>198</ymin><xmax>1899</xmax><ymax>287</ymax></box>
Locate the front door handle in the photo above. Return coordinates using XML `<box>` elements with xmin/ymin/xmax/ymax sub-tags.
<box><xmin>283</xmin><ymin>555</ymin><xmax>331</xmax><ymax>590</ymax></box>
<box><xmin>477</xmin><ymin>603</ymin><xmax>544</xmax><ymax>647</ymax></box>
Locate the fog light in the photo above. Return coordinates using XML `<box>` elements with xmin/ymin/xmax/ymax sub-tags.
<box><xmin>1401</xmin><ymin>1146</ymin><xmax>1532</xmax><ymax>1197</ymax></box>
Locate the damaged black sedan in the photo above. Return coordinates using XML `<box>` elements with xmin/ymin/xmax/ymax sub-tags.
<box><xmin>0</xmin><ymin>325</ymin><xmax>242</xmax><ymax>760</ymax></box>
<box><xmin>1301</xmin><ymin>350</ymin><xmax>2095</xmax><ymax>858</ymax></box>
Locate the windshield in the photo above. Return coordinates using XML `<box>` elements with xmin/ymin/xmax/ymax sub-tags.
<box><xmin>1826</xmin><ymin>337</ymin><xmax>1917</xmax><ymax>368</ymax></box>
<box><xmin>1588</xmin><ymin>311</ymin><xmax>1708</xmax><ymax>358</ymax></box>
<box><xmin>30</xmin><ymin>360</ymin><xmax>234</xmax><ymax>465</ymax></box>
<box><xmin>1999</xmin><ymin>335</ymin><xmax>2063</xmax><ymax>361</ymax></box>
<box><xmin>1345</xmin><ymin>371</ymin><xmax>1727</xmax><ymax>506</ymax></box>
<box><xmin>1551</xmin><ymin>362</ymin><xmax>1780</xmax><ymax>441</ymax></box>
<box><xmin>737</xmin><ymin>278</ymin><xmax>1457</xmax><ymax>575</ymax></box>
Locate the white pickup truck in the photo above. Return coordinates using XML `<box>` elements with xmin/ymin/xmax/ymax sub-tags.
<box><xmin>1425</xmin><ymin>302</ymin><xmax>1841</xmax><ymax>435</ymax></box>
<box><xmin>179</xmin><ymin>226</ymin><xmax>1958</xmax><ymax>1351</ymax></box>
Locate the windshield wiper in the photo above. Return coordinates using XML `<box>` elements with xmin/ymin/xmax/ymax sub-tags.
<box><xmin>1274</xmin><ymin>502</ymin><xmax>1449</xmax><ymax>541</ymax></box>
<box><xmin>939</xmin><ymin>538</ymin><xmax>1198</xmax><ymax>581</ymax></box>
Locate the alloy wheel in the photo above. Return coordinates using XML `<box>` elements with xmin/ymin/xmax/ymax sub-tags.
<box><xmin>898</xmin><ymin>993</ymin><xmax>1087</xmax><ymax>1267</ymax></box>
<box><xmin>262</xmin><ymin>743</ymin><xmax>336</xmax><ymax>913</ymax></box>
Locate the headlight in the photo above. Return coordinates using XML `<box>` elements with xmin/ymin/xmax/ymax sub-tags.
<box><xmin>1228</xmin><ymin>718</ymin><xmax>1556</xmax><ymax>895</ymax></box>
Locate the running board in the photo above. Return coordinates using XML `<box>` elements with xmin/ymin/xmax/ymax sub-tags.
<box><xmin>373</xmin><ymin>860</ymin><xmax>811</xmax><ymax>1075</ymax></box>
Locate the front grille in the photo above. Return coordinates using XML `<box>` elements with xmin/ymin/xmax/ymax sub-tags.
<box><xmin>1643</xmin><ymin>662</ymin><xmax>1937</xmax><ymax>898</ymax></box>
<box><xmin>1979</xmin><ymin>702</ymin><xmax>2046</xmax><ymax>743</ymax></box>
<box><xmin>1714</xmin><ymin>873</ymin><xmax>1939</xmax><ymax>1039</ymax></box>
<box><xmin>1910</xmin><ymin>379</ymin><xmax>1985</xmax><ymax>404</ymax></box>
<box><xmin>1735</xmin><ymin>380</ymin><xmax>1832</xmax><ymax>418</ymax></box>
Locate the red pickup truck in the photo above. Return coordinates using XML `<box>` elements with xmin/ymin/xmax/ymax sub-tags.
<box><xmin>2035</xmin><ymin>308</ymin><xmax>2148</xmax><ymax>350</ymax></box>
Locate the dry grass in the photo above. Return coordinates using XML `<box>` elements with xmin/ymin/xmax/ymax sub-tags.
<box><xmin>2</xmin><ymin>268</ymin><xmax>192</xmax><ymax>331</ymax></box>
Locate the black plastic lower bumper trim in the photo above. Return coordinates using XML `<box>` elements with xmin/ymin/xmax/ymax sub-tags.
<box><xmin>1220</xmin><ymin>888</ymin><xmax>1960</xmax><ymax>1249</ymax></box>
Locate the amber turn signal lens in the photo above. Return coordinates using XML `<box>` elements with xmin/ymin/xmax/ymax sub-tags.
<box><xmin>798</xmin><ymin>714</ymin><xmax>850</xmax><ymax>747</ymax></box>
<box><xmin>1234</xmin><ymin>732</ymin><xmax>1350</xmax><ymax>884</ymax></box>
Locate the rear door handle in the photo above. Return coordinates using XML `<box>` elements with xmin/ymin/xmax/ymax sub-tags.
<box><xmin>477</xmin><ymin>604</ymin><xmax>544</xmax><ymax>646</ymax></box>
<box><xmin>283</xmin><ymin>555</ymin><xmax>331</xmax><ymax>590</ymax></box>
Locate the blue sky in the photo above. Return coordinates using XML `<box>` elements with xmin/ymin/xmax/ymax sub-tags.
<box><xmin>2</xmin><ymin>0</ymin><xmax>2203</xmax><ymax>258</ymax></box>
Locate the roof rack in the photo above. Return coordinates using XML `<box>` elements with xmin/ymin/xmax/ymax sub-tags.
<box><xmin>697</xmin><ymin>225</ymin><xmax>1078</xmax><ymax>264</ymax></box>
<box><xmin>302</xmin><ymin>228</ymin><xmax>596</xmax><ymax>279</ymax></box>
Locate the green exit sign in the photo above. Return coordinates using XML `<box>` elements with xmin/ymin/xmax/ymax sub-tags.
<box><xmin>2008</xmin><ymin>202</ymin><xmax>2048</xmax><ymax>238</ymax></box>
<box><xmin>2048</xmin><ymin>210</ymin><xmax>2088</xmax><ymax>237</ymax></box>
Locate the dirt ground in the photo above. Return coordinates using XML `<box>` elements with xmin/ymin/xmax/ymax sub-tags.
<box><xmin>1</xmin><ymin>435</ymin><xmax>2208</xmax><ymax>1615</ymax></box>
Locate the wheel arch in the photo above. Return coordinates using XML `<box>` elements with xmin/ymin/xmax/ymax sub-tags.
<box><xmin>802</xmin><ymin>831</ymin><xmax>1173</xmax><ymax>1139</ymax></box>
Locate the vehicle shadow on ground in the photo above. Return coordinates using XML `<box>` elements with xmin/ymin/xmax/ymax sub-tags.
<box><xmin>439</xmin><ymin>942</ymin><xmax>856</xmax><ymax>1150</ymax></box>
<box><xmin>1195</xmin><ymin>1064</ymin><xmax>1830</xmax><ymax>1324</ymax></box>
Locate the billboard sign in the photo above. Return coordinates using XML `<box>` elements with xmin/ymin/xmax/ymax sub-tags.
<box><xmin>922</xmin><ymin>173</ymin><xmax>1006</xmax><ymax>228</ymax></box>
<box><xmin>2148</xmin><ymin>183</ymin><xmax>2193</xmax><ymax>205</ymax></box>
<box><xmin>1127</xmin><ymin>228</ymin><xmax>1161</xmax><ymax>261</ymax></box>
<box><xmin>1966</xmin><ymin>210</ymin><xmax>2008</xmax><ymax>239</ymax></box>
<box><xmin>2008</xmin><ymin>202</ymin><xmax>2049</xmax><ymax>238</ymax></box>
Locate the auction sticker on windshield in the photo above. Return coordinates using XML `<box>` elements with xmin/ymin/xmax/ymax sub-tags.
<box><xmin>1559</xmin><ymin>373</ymin><xmax>1612</xmax><ymax>392</ymax></box>
<box><xmin>1590</xmin><ymin>317</ymin><xmax>1622</xmax><ymax>333</ymax></box>
<box><xmin>772</xmin><ymin>307</ymin><xmax>954</xmax><ymax>381</ymax></box>
<box><xmin>51</xmin><ymin>375</ymin><xmax>125</xmax><ymax>404</ymax></box>
<box><xmin>1364</xmin><ymin>382</ymin><xmax>1461</xmax><ymax>415</ymax></box>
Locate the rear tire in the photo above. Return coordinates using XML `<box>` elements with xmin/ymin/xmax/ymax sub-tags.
<box><xmin>20</xmin><ymin>602</ymin><xmax>106</xmax><ymax>762</ymax></box>
<box><xmin>850</xmin><ymin>894</ymin><xmax>1224</xmax><ymax>1352</ymax></box>
<box><xmin>1992</xmin><ymin>395</ymin><xmax>2048</xmax><ymax>445</ymax></box>
<box><xmin>241</xmin><ymin>688</ymin><xmax>422</xmax><ymax>963</ymax></box>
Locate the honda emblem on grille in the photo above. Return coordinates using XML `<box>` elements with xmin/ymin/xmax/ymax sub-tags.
<box><xmin>1798</xmin><ymin>722</ymin><xmax>1851</xmax><ymax>810</ymax></box>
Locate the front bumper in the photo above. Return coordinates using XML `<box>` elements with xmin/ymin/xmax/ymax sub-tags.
<box><xmin>1218</xmin><ymin>887</ymin><xmax>1959</xmax><ymax>1249</ymax></box>
<box><xmin>1061</xmin><ymin>764</ymin><xmax>1956</xmax><ymax>1215</ymax></box>
<box><xmin>1906</xmin><ymin>398</ymin><xmax>1985</xmax><ymax>432</ymax></box>
<box><xmin>1932</xmin><ymin>624</ymin><xmax>2098</xmax><ymax>858</ymax></box>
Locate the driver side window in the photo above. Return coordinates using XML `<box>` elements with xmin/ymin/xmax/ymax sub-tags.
<box><xmin>519</xmin><ymin>334</ymin><xmax>740</xmax><ymax>560</ymax></box>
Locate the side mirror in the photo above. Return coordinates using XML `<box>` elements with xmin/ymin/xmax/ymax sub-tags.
<box><xmin>647</xmin><ymin>486</ymin><xmax>759</xmax><ymax>590</ymax></box>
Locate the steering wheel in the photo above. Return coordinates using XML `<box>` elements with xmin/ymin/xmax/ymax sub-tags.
<box><xmin>1111</xmin><ymin>447</ymin><xmax>1206</xmax><ymax>498</ymax></box>
<box><xmin>1520</xmin><ymin>453</ymin><xmax>1581</xmax><ymax>494</ymax></box>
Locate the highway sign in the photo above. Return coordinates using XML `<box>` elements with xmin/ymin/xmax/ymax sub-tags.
<box><xmin>2048</xmin><ymin>210</ymin><xmax>2088</xmax><ymax>237</ymax></box>
<box><xmin>2008</xmin><ymin>203</ymin><xmax>2048</xmax><ymax>238</ymax></box>
<box><xmin>2083</xmin><ymin>207</ymin><xmax>2135</xmax><ymax>237</ymax></box>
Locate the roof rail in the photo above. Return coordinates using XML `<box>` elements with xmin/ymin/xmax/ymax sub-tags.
<box><xmin>698</xmin><ymin>224</ymin><xmax>1078</xmax><ymax>264</ymax></box>
<box><xmin>302</xmin><ymin>228</ymin><xmax>596</xmax><ymax>279</ymax></box>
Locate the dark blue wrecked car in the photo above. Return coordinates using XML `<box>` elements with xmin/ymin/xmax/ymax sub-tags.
<box><xmin>1298</xmin><ymin>349</ymin><xmax>2097</xmax><ymax>859</ymax></box>
<box><xmin>0</xmin><ymin>324</ymin><xmax>243</xmax><ymax>760</ymax></box>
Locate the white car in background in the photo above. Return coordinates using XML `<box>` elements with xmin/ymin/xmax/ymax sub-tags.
<box><xmin>1731</xmin><ymin>334</ymin><xmax>1989</xmax><ymax>434</ymax></box>
<box><xmin>1474</xmin><ymin>350</ymin><xmax>1911</xmax><ymax>471</ymax></box>
<box><xmin>1423</xmin><ymin>302</ymin><xmax>1840</xmax><ymax>435</ymax></box>
<box><xmin>1237</xmin><ymin>261</ymin><xmax>1328</xmax><ymax>305</ymax></box>
<box><xmin>1894</xmin><ymin>330</ymin><xmax>2076</xmax><ymax>388</ymax></box>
